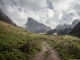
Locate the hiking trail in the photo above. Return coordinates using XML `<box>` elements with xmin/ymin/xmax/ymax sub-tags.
<box><xmin>32</xmin><ymin>41</ymin><xmax>61</xmax><ymax>60</ymax></box>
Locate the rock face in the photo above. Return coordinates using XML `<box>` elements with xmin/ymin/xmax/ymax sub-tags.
<box><xmin>0</xmin><ymin>9</ymin><xmax>16</xmax><ymax>25</ymax></box>
<box><xmin>68</xmin><ymin>22</ymin><xmax>80</xmax><ymax>36</ymax></box>
<box><xmin>25</xmin><ymin>17</ymin><xmax>51</xmax><ymax>33</ymax></box>
<box><xmin>56</xmin><ymin>19</ymin><xmax>80</xmax><ymax>30</ymax></box>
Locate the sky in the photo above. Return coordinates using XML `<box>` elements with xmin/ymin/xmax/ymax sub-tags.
<box><xmin>0</xmin><ymin>0</ymin><xmax>80</xmax><ymax>29</ymax></box>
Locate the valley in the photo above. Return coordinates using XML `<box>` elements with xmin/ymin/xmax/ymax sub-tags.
<box><xmin>0</xmin><ymin>20</ymin><xmax>80</xmax><ymax>60</ymax></box>
<box><xmin>0</xmin><ymin>0</ymin><xmax>80</xmax><ymax>60</ymax></box>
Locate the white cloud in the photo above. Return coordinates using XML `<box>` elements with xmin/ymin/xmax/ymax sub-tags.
<box><xmin>0</xmin><ymin>0</ymin><xmax>80</xmax><ymax>29</ymax></box>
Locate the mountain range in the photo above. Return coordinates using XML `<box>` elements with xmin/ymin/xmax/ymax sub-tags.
<box><xmin>47</xmin><ymin>19</ymin><xmax>80</xmax><ymax>35</ymax></box>
<box><xmin>56</xmin><ymin>19</ymin><xmax>80</xmax><ymax>29</ymax></box>
<box><xmin>0</xmin><ymin>8</ymin><xmax>80</xmax><ymax>35</ymax></box>
<box><xmin>25</xmin><ymin>17</ymin><xmax>51</xmax><ymax>33</ymax></box>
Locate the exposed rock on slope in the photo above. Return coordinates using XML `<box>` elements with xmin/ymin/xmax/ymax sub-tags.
<box><xmin>25</xmin><ymin>17</ymin><xmax>51</xmax><ymax>33</ymax></box>
<box><xmin>0</xmin><ymin>9</ymin><xmax>16</xmax><ymax>25</ymax></box>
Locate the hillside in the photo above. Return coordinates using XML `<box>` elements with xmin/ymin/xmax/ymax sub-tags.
<box><xmin>0</xmin><ymin>20</ymin><xmax>43</xmax><ymax>60</ymax></box>
<box><xmin>25</xmin><ymin>17</ymin><xmax>51</xmax><ymax>33</ymax></box>
<box><xmin>69</xmin><ymin>22</ymin><xmax>80</xmax><ymax>37</ymax></box>
<box><xmin>0</xmin><ymin>19</ymin><xmax>80</xmax><ymax>60</ymax></box>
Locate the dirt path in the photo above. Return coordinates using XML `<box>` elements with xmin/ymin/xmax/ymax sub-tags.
<box><xmin>32</xmin><ymin>41</ymin><xmax>61</xmax><ymax>60</ymax></box>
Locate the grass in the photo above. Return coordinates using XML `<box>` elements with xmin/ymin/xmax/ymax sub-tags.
<box><xmin>70</xmin><ymin>32</ymin><xmax>80</xmax><ymax>38</ymax></box>
<box><xmin>0</xmin><ymin>20</ymin><xmax>42</xmax><ymax>60</ymax></box>
<box><xmin>47</xmin><ymin>35</ymin><xmax>80</xmax><ymax>60</ymax></box>
<box><xmin>0</xmin><ymin>20</ymin><xmax>80</xmax><ymax>60</ymax></box>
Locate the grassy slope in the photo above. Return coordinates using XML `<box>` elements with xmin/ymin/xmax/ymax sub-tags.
<box><xmin>0</xmin><ymin>20</ymin><xmax>80</xmax><ymax>60</ymax></box>
<box><xmin>46</xmin><ymin>35</ymin><xmax>80</xmax><ymax>60</ymax></box>
<box><xmin>0</xmin><ymin>20</ymin><xmax>42</xmax><ymax>60</ymax></box>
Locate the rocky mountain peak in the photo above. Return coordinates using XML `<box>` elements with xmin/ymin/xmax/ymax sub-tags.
<box><xmin>26</xmin><ymin>17</ymin><xmax>39</xmax><ymax>25</ymax></box>
<box><xmin>27</xmin><ymin>17</ymin><xmax>36</xmax><ymax>23</ymax></box>
<box><xmin>25</xmin><ymin>17</ymin><xmax>51</xmax><ymax>33</ymax></box>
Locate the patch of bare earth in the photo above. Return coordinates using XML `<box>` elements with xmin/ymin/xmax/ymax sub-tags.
<box><xmin>32</xmin><ymin>41</ymin><xmax>61</xmax><ymax>60</ymax></box>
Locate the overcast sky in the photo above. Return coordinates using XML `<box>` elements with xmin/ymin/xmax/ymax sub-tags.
<box><xmin>0</xmin><ymin>0</ymin><xmax>80</xmax><ymax>29</ymax></box>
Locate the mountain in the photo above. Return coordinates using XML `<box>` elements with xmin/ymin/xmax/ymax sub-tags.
<box><xmin>56</xmin><ymin>23</ymin><xmax>70</xmax><ymax>30</ymax></box>
<box><xmin>71</xmin><ymin>19</ymin><xmax>80</xmax><ymax>28</ymax></box>
<box><xmin>25</xmin><ymin>17</ymin><xmax>51</xmax><ymax>33</ymax></box>
<box><xmin>56</xmin><ymin>19</ymin><xmax>80</xmax><ymax>30</ymax></box>
<box><xmin>47</xmin><ymin>19</ymin><xmax>80</xmax><ymax>35</ymax></box>
<box><xmin>68</xmin><ymin>22</ymin><xmax>80</xmax><ymax>37</ymax></box>
<box><xmin>47</xmin><ymin>28</ymin><xmax>71</xmax><ymax>35</ymax></box>
<box><xmin>0</xmin><ymin>8</ymin><xmax>16</xmax><ymax>26</ymax></box>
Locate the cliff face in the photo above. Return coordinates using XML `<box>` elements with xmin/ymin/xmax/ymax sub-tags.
<box><xmin>0</xmin><ymin>9</ymin><xmax>16</xmax><ymax>25</ymax></box>
<box><xmin>25</xmin><ymin>17</ymin><xmax>51</xmax><ymax>33</ymax></box>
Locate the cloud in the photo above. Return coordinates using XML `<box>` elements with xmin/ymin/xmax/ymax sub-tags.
<box><xmin>0</xmin><ymin>0</ymin><xmax>80</xmax><ymax>29</ymax></box>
